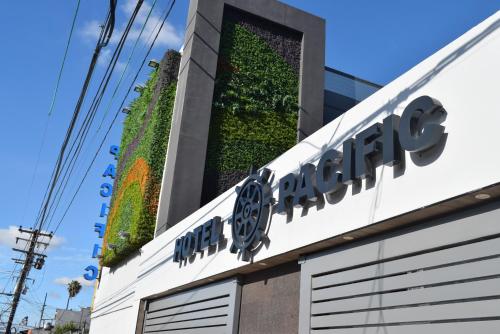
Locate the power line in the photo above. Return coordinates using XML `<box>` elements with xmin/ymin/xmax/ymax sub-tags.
<box><xmin>5</xmin><ymin>0</ymin><xmax>82</xmax><ymax>301</ymax></box>
<box><xmin>36</xmin><ymin>0</ymin><xmax>146</xmax><ymax>233</ymax></box>
<box><xmin>32</xmin><ymin>0</ymin><xmax>118</xmax><ymax>234</ymax></box>
<box><xmin>10</xmin><ymin>4</ymin><xmax>154</xmax><ymax>321</ymax></box>
<box><xmin>21</xmin><ymin>0</ymin><xmax>82</xmax><ymax>224</ymax></box>
<box><xmin>30</xmin><ymin>6</ymin><xmax>118</xmax><ymax>229</ymax></box>
<box><xmin>27</xmin><ymin>0</ymin><xmax>83</xmax><ymax>229</ymax></box>
<box><xmin>9</xmin><ymin>1</ymin><xmax>154</xmax><ymax>320</ymax></box>
<box><xmin>48</xmin><ymin>0</ymin><xmax>82</xmax><ymax>116</ymax></box>
<box><xmin>41</xmin><ymin>0</ymin><xmax>149</xmax><ymax>234</ymax></box>
<box><xmin>67</xmin><ymin>0</ymin><xmax>164</xmax><ymax>191</ymax></box>
<box><xmin>96</xmin><ymin>0</ymin><xmax>161</xmax><ymax>130</ymax></box>
<box><xmin>52</xmin><ymin>0</ymin><xmax>177</xmax><ymax>236</ymax></box>
<box><xmin>4</xmin><ymin>229</ymin><xmax>52</xmax><ymax>334</ymax></box>
<box><xmin>4</xmin><ymin>1</ymin><xmax>117</xmax><ymax>331</ymax></box>
<box><xmin>6</xmin><ymin>2</ymin><xmax>177</xmax><ymax>329</ymax></box>
<box><xmin>70</xmin><ymin>0</ymin><xmax>167</xmax><ymax>183</ymax></box>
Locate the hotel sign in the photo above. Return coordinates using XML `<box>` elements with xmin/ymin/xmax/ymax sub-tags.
<box><xmin>277</xmin><ymin>95</ymin><xmax>446</xmax><ymax>213</ymax></box>
<box><xmin>175</xmin><ymin>95</ymin><xmax>447</xmax><ymax>263</ymax></box>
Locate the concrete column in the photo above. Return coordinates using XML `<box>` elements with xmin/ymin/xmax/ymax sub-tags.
<box><xmin>155</xmin><ymin>0</ymin><xmax>325</xmax><ymax>235</ymax></box>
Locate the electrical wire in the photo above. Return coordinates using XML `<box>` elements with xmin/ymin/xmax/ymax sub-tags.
<box><xmin>38</xmin><ymin>0</ymin><xmax>145</xmax><ymax>232</ymax></box>
<box><xmin>42</xmin><ymin>0</ymin><xmax>164</xmax><ymax>234</ymax></box>
<box><xmin>20</xmin><ymin>0</ymin><xmax>82</xmax><ymax>230</ymax></box>
<box><xmin>14</xmin><ymin>3</ymin><xmax>177</xmax><ymax>322</ymax></box>
<box><xmin>73</xmin><ymin>0</ymin><xmax>166</xmax><ymax>184</ymax></box>
<box><xmin>42</xmin><ymin>0</ymin><xmax>151</xmax><ymax>233</ymax></box>
<box><xmin>48</xmin><ymin>0</ymin><xmax>82</xmax><ymax>117</ymax></box>
<box><xmin>96</xmin><ymin>0</ymin><xmax>160</xmax><ymax>130</ymax></box>
<box><xmin>3</xmin><ymin>0</ymin><xmax>83</xmax><ymax>300</ymax></box>
<box><xmin>17</xmin><ymin>1</ymin><xmax>175</xmax><ymax>306</ymax></box>
<box><xmin>2</xmin><ymin>0</ymin><xmax>117</xmax><ymax>329</ymax></box>
<box><xmin>51</xmin><ymin>0</ymin><xmax>177</xmax><ymax>236</ymax></box>
<box><xmin>7</xmin><ymin>1</ymin><xmax>150</xmax><ymax>321</ymax></box>
<box><xmin>32</xmin><ymin>1</ymin><xmax>117</xmax><ymax>230</ymax></box>
<box><xmin>32</xmin><ymin>0</ymin><xmax>118</xmax><ymax>233</ymax></box>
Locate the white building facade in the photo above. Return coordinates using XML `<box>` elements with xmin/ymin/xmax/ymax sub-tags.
<box><xmin>90</xmin><ymin>7</ymin><xmax>500</xmax><ymax>334</ymax></box>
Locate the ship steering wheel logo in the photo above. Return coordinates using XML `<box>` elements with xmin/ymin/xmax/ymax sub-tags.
<box><xmin>229</xmin><ymin>167</ymin><xmax>274</xmax><ymax>261</ymax></box>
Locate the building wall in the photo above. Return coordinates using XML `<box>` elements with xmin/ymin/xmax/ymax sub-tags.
<box><xmin>323</xmin><ymin>68</ymin><xmax>381</xmax><ymax>124</ymax></box>
<box><xmin>90</xmin><ymin>11</ymin><xmax>500</xmax><ymax>334</ymax></box>
<box><xmin>299</xmin><ymin>201</ymin><xmax>500</xmax><ymax>332</ymax></box>
<box><xmin>55</xmin><ymin>307</ymin><xmax>91</xmax><ymax>330</ymax></box>
<box><xmin>324</xmin><ymin>90</ymin><xmax>358</xmax><ymax>124</ymax></box>
<box><xmin>238</xmin><ymin>262</ymin><xmax>300</xmax><ymax>334</ymax></box>
<box><xmin>155</xmin><ymin>0</ymin><xmax>325</xmax><ymax>233</ymax></box>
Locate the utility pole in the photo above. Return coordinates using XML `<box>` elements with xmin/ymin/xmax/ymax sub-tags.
<box><xmin>4</xmin><ymin>227</ymin><xmax>51</xmax><ymax>334</ymax></box>
<box><xmin>38</xmin><ymin>293</ymin><xmax>47</xmax><ymax>329</ymax></box>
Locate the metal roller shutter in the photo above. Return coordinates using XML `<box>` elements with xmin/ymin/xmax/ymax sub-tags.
<box><xmin>143</xmin><ymin>278</ymin><xmax>241</xmax><ymax>334</ymax></box>
<box><xmin>298</xmin><ymin>202</ymin><xmax>500</xmax><ymax>334</ymax></box>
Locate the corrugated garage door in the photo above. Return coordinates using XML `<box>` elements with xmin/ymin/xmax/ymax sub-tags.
<box><xmin>143</xmin><ymin>278</ymin><xmax>241</xmax><ymax>334</ymax></box>
<box><xmin>299</xmin><ymin>202</ymin><xmax>500</xmax><ymax>334</ymax></box>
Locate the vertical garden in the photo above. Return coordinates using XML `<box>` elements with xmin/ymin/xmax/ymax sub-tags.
<box><xmin>201</xmin><ymin>7</ymin><xmax>302</xmax><ymax>204</ymax></box>
<box><xmin>101</xmin><ymin>7</ymin><xmax>304</xmax><ymax>265</ymax></box>
<box><xmin>102</xmin><ymin>51</ymin><xmax>180</xmax><ymax>267</ymax></box>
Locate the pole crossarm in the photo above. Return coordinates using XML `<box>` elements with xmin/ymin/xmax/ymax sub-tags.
<box><xmin>15</xmin><ymin>237</ymin><xmax>50</xmax><ymax>248</ymax></box>
<box><xmin>11</xmin><ymin>249</ymin><xmax>47</xmax><ymax>258</ymax></box>
<box><xmin>13</xmin><ymin>277</ymin><xmax>34</xmax><ymax>283</ymax></box>
<box><xmin>18</xmin><ymin>227</ymin><xmax>53</xmax><ymax>238</ymax></box>
<box><xmin>4</xmin><ymin>229</ymin><xmax>41</xmax><ymax>334</ymax></box>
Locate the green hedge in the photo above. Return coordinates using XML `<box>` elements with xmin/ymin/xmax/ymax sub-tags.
<box><xmin>102</xmin><ymin>70</ymin><xmax>177</xmax><ymax>267</ymax></box>
<box><xmin>204</xmin><ymin>19</ymin><xmax>298</xmax><ymax>198</ymax></box>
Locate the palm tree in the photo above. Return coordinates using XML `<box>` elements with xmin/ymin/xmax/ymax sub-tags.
<box><xmin>66</xmin><ymin>280</ymin><xmax>82</xmax><ymax>310</ymax></box>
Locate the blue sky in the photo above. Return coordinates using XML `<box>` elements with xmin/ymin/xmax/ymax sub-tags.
<box><xmin>0</xmin><ymin>0</ymin><xmax>498</xmax><ymax>328</ymax></box>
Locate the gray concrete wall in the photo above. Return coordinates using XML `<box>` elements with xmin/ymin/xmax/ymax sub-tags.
<box><xmin>238</xmin><ymin>262</ymin><xmax>300</xmax><ymax>334</ymax></box>
<box><xmin>155</xmin><ymin>0</ymin><xmax>325</xmax><ymax>235</ymax></box>
<box><xmin>55</xmin><ymin>307</ymin><xmax>90</xmax><ymax>329</ymax></box>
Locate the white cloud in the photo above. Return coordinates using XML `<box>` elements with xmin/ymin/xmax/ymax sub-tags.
<box><xmin>54</xmin><ymin>276</ymin><xmax>94</xmax><ymax>288</ymax></box>
<box><xmin>79</xmin><ymin>0</ymin><xmax>184</xmax><ymax>64</ymax></box>
<box><xmin>52</xmin><ymin>254</ymin><xmax>91</xmax><ymax>263</ymax></box>
<box><xmin>97</xmin><ymin>49</ymin><xmax>128</xmax><ymax>74</ymax></box>
<box><xmin>0</xmin><ymin>226</ymin><xmax>65</xmax><ymax>251</ymax></box>
<box><xmin>110</xmin><ymin>11</ymin><xmax>183</xmax><ymax>48</ymax></box>
<box><xmin>138</xmin><ymin>17</ymin><xmax>183</xmax><ymax>47</ymax></box>
<box><xmin>79</xmin><ymin>20</ymin><xmax>102</xmax><ymax>43</ymax></box>
<box><xmin>97</xmin><ymin>48</ymin><xmax>113</xmax><ymax>67</ymax></box>
<box><xmin>49</xmin><ymin>291</ymin><xmax>62</xmax><ymax>300</ymax></box>
<box><xmin>52</xmin><ymin>246</ymin><xmax>93</xmax><ymax>263</ymax></box>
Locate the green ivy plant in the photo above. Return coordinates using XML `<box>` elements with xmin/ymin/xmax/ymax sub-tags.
<box><xmin>102</xmin><ymin>68</ymin><xmax>177</xmax><ymax>267</ymax></box>
<box><xmin>205</xmin><ymin>19</ymin><xmax>299</xmax><ymax>191</ymax></box>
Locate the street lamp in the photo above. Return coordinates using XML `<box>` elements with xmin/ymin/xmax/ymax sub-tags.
<box><xmin>134</xmin><ymin>84</ymin><xmax>145</xmax><ymax>93</ymax></box>
<box><xmin>148</xmin><ymin>59</ymin><xmax>160</xmax><ymax>69</ymax></box>
<box><xmin>118</xmin><ymin>231</ymin><xmax>130</xmax><ymax>240</ymax></box>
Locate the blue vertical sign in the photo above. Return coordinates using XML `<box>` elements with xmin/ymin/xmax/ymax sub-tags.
<box><xmin>83</xmin><ymin>145</ymin><xmax>119</xmax><ymax>281</ymax></box>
